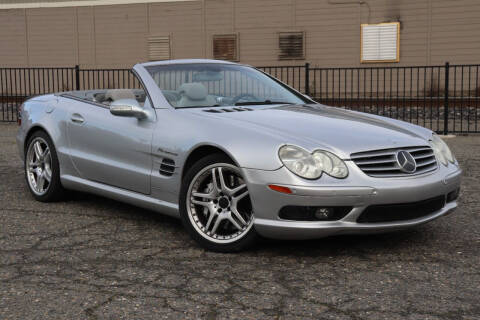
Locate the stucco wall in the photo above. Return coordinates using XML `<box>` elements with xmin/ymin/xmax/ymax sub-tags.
<box><xmin>0</xmin><ymin>0</ymin><xmax>479</xmax><ymax>67</ymax></box>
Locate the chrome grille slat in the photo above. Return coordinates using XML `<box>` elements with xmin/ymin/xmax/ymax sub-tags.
<box><xmin>362</xmin><ymin>165</ymin><xmax>399</xmax><ymax>172</ymax></box>
<box><xmin>351</xmin><ymin>146</ymin><xmax>438</xmax><ymax>177</ymax></box>
<box><xmin>353</xmin><ymin>157</ymin><xmax>396</xmax><ymax>165</ymax></box>
<box><xmin>414</xmin><ymin>152</ymin><xmax>435</xmax><ymax>160</ymax></box>
<box><xmin>416</xmin><ymin>158</ymin><xmax>437</xmax><ymax>167</ymax></box>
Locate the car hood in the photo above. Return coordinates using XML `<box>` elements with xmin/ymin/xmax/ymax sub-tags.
<box><xmin>188</xmin><ymin>104</ymin><xmax>433</xmax><ymax>159</ymax></box>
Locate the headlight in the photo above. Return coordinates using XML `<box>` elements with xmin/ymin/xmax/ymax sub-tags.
<box><xmin>430</xmin><ymin>134</ymin><xmax>455</xmax><ymax>166</ymax></box>
<box><xmin>278</xmin><ymin>145</ymin><xmax>348</xmax><ymax>179</ymax></box>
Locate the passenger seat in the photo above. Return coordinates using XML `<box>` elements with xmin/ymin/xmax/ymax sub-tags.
<box><xmin>177</xmin><ymin>83</ymin><xmax>216</xmax><ymax>107</ymax></box>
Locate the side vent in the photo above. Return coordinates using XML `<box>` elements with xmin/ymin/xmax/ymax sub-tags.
<box><xmin>203</xmin><ymin>107</ymin><xmax>254</xmax><ymax>113</ymax></box>
<box><xmin>160</xmin><ymin>158</ymin><xmax>175</xmax><ymax>176</ymax></box>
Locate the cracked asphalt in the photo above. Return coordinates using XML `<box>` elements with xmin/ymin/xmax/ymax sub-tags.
<box><xmin>0</xmin><ymin>122</ymin><xmax>479</xmax><ymax>319</ymax></box>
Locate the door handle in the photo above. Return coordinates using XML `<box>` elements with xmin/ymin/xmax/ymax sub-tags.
<box><xmin>71</xmin><ymin>113</ymin><xmax>84</xmax><ymax>124</ymax></box>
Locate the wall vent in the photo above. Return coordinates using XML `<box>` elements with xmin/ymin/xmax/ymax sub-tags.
<box><xmin>361</xmin><ymin>22</ymin><xmax>400</xmax><ymax>63</ymax></box>
<box><xmin>278</xmin><ymin>32</ymin><xmax>305</xmax><ymax>60</ymax></box>
<box><xmin>148</xmin><ymin>35</ymin><xmax>171</xmax><ymax>61</ymax></box>
<box><xmin>213</xmin><ymin>34</ymin><xmax>239</xmax><ymax>61</ymax></box>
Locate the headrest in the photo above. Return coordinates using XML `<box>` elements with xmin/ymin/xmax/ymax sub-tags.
<box><xmin>105</xmin><ymin>89</ymin><xmax>136</xmax><ymax>101</ymax></box>
<box><xmin>178</xmin><ymin>83</ymin><xmax>208</xmax><ymax>101</ymax></box>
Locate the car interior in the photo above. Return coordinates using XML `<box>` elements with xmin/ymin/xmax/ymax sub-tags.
<box><xmin>63</xmin><ymin>89</ymin><xmax>148</xmax><ymax>107</ymax></box>
<box><xmin>62</xmin><ymin>83</ymin><xmax>222</xmax><ymax>109</ymax></box>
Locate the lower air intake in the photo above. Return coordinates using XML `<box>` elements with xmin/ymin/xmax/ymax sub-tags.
<box><xmin>357</xmin><ymin>196</ymin><xmax>446</xmax><ymax>223</ymax></box>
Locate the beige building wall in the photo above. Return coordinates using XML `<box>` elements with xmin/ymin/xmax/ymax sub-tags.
<box><xmin>0</xmin><ymin>0</ymin><xmax>480</xmax><ymax>67</ymax></box>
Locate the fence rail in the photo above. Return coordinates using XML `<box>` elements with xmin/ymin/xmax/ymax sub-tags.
<box><xmin>1</xmin><ymin>63</ymin><xmax>479</xmax><ymax>134</ymax></box>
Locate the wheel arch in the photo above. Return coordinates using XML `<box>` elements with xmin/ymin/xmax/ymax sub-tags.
<box><xmin>181</xmin><ymin>144</ymin><xmax>239</xmax><ymax>180</ymax></box>
<box><xmin>24</xmin><ymin>125</ymin><xmax>53</xmax><ymax>155</ymax></box>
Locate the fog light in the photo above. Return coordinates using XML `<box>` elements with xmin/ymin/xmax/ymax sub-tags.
<box><xmin>314</xmin><ymin>207</ymin><xmax>333</xmax><ymax>220</ymax></box>
<box><xmin>279</xmin><ymin>206</ymin><xmax>352</xmax><ymax>221</ymax></box>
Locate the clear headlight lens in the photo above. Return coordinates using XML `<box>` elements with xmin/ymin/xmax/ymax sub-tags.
<box><xmin>430</xmin><ymin>134</ymin><xmax>455</xmax><ymax>166</ymax></box>
<box><xmin>278</xmin><ymin>145</ymin><xmax>348</xmax><ymax>179</ymax></box>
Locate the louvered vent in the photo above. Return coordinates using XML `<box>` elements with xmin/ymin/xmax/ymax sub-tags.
<box><xmin>203</xmin><ymin>107</ymin><xmax>254</xmax><ymax>113</ymax></box>
<box><xmin>351</xmin><ymin>146</ymin><xmax>437</xmax><ymax>177</ymax></box>
<box><xmin>213</xmin><ymin>34</ymin><xmax>238</xmax><ymax>61</ymax></box>
<box><xmin>148</xmin><ymin>35</ymin><xmax>171</xmax><ymax>61</ymax></box>
<box><xmin>279</xmin><ymin>32</ymin><xmax>305</xmax><ymax>60</ymax></box>
<box><xmin>361</xmin><ymin>22</ymin><xmax>399</xmax><ymax>63</ymax></box>
<box><xmin>160</xmin><ymin>158</ymin><xmax>175</xmax><ymax>176</ymax></box>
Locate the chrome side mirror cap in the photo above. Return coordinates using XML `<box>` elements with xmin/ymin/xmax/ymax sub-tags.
<box><xmin>109</xmin><ymin>99</ymin><xmax>147</xmax><ymax>119</ymax></box>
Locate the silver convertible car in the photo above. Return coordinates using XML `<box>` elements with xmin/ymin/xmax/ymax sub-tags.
<box><xmin>17</xmin><ymin>59</ymin><xmax>462</xmax><ymax>252</ymax></box>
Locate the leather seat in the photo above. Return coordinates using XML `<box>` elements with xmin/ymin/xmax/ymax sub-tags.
<box><xmin>105</xmin><ymin>89</ymin><xmax>136</xmax><ymax>102</ymax></box>
<box><xmin>177</xmin><ymin>83</ymin><xmax>216</xmax><ymax>107</ymax></box>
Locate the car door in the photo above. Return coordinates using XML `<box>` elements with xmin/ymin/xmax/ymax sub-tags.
<box><xmin>65</xmin><ymin>96</ymin><xmax>155</xmax><ymax>195</ymax></box>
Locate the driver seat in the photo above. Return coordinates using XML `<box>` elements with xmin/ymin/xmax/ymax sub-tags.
<box><xmin>177</xmin><ymin>83</ymin><xmax>216</xmax><ymax>107</ymax></box>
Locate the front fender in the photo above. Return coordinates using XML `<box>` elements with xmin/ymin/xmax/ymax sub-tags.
<box><xmin>18</xmin><ymin>95</ymin><xmax>70</xmax><ymax>171</ymax></box>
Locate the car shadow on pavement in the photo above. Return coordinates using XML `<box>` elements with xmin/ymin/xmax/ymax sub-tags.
<box><xmin>65</xmin><ymin>190</ymin><xmax>430</xmax><ymax>257</ymax></box>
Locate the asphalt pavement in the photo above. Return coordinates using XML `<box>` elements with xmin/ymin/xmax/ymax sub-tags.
<box><xmin>0</xmin><ymin>123</ymin><xmax>479</xmax><ymax>319</ymax></box>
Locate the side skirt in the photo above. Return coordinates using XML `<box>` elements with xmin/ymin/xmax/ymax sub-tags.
<box><xmin>61</xmin><ymin>174</ymin><xmax>180</xmax><ymax>218</ymax></box>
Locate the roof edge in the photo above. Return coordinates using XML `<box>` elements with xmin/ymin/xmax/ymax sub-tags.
<box><xmin>0</xmin><ymin>0</ymin><xmax>196</xmax><ymax>10</ymax></box>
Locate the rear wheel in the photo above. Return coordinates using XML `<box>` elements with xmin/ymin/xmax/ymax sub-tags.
<box><xmin>180</xmin><ymin>154</ymin><xmax>257</xmax><ymax>252</ymax></box>
<box><xmin>25</xmin><ymin>131</ymin><xmax>65</xmax><ymax>202</ymax></box>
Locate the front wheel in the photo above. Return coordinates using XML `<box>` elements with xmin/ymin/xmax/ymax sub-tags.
<box><xmin>179</xmin><ymin>154</ymin><xmax>257</xmax><ymax>252</ymax></box>
<box><xmin>25</xmin><ymin>130</ymin><xmax>65</xmax><ymax>202</ymax></box>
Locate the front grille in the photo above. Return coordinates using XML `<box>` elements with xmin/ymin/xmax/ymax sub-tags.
<box><xmin>351</xmin><ymin>146</ymin><xmax>437</xmax><ymax>177</ymax></box>
<box><xmin>357</xmin><ymin>196</ymin><xmax>446</xmax><ymax>223</ymax></box>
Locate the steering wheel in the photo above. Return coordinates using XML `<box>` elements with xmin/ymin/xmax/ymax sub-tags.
<box><xmin>231</xmin><ymin>93</ymin><xmax>259</xmax><ymax>104</ymax></box>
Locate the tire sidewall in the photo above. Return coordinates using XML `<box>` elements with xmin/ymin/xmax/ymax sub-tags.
<box><xmin>179</xmin><ymin>153</ymin><xmax>257</xmax><ymax>252</ymax></box>
<box><xmin>25</xmin><ymin>130</ymin><xmax>64</xmax><ymax>202</ymax></box>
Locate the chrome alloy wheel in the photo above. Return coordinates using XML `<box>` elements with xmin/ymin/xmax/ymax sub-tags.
<box><xmin>26</xmin><ymin>137</ymin><xmax>52</xmax><ymax>196</ymax></box>
<box><xmin>186</xmin><ymin>163</ymin><xmax>254</xmax><ymax>244</ymax></box>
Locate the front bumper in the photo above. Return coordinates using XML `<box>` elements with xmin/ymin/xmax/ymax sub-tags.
<box><xmin>243</xmin><ymin>162</ymin><xmax>462</xmax><ymax>240</ymax></box>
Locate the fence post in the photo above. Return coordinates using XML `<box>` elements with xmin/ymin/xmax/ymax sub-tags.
<box><xmin>75</xmin><ymin>65</ymin><xmax>80</xmax><ymax>91</ymax></box>
<box><xmin>304</xmin><ymin>62</ymin><xmax>310</xmax><ymax>96</ymax></box>
<box><xmin>443</xmin><ymin>62</ymin><xmax>449</xmax><ymax>135</ymax></box>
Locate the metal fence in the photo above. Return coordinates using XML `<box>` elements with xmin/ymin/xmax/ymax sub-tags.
<box><xmin>1</xmin><ymin>63</ymin><xmax>479</xmax><ymax>134</ymax></box>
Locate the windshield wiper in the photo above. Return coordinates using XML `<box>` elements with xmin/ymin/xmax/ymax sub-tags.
<box><xmin>234</xmin><ymin>100</ymin><xmax>294</xmax><ymax>106</ymax></box>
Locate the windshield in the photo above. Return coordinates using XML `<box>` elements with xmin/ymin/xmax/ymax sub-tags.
<box><xmin>145</xmin><ymin>63</ymin><xmax>308</xmax><ymax>108</ymax></box>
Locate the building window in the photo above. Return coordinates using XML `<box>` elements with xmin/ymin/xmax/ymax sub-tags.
<box><xmin>278</xmin><ymin>32</ymin><xmax>305</xmax><ymax>60</ymax></box>
<box><xmin>213</xmin><ymin>34</ymin><xmax>239</xmax><ymax>61</ymax></box>
<box><xmin>361</xmin><ymin>22</ymin><xmax>400</xmax><ymax>63</ymax></box>
<box><xmin>148</xmin><ymin>35</ymin><xmax>171</xmax><ymax>61</ymax></box>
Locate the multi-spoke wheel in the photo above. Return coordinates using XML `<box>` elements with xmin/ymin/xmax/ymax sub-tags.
<box><xmin>180</xmin><ymin>154</ymin><xmax>257</xmax><ymax>252</ymax></box>
<box><xmin>25</xmin><ymin>131</ymin><xmax>65</xmax><ymax>202</ymax></box>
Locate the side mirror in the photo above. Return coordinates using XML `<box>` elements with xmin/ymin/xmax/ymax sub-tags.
<box><xmin>109</xmin><ymin>99</ymin><xmax>147</xmax><ymax>119</ymax></box>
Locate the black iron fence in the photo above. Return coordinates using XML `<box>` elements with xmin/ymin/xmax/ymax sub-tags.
<box><xmin>1</xmin><ymin>63</ymin><xmax>479</xmax><ymax>134</ymax></box>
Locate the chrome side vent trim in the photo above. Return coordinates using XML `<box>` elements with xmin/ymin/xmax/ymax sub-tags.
<box><xmin>160</xmin><ymin>158</ymin><xmax>175</xmax><ymax>177</ymax></box>
<box><xmin>351</xmin><ymin>146</ymin><xmax>438</xmax><ymax>177</ymax></box>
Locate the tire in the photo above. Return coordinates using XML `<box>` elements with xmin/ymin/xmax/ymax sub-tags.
<box><xmin>24</xmin><ymin>130</ymin><xmax>65</xmax><ymax>202</ymax></box>
<box><xmin>179</xmin><ymin>153</ymin><xmax>258</xmax><ymax>252</ymax></box>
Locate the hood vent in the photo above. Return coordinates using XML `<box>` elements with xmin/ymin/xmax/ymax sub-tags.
<box><xmin>204</xmin><ymin>107</ymin><xmax>254</xmax><ymax>113</ymax></box>
<box><xmin>159</xmin><ymin>158</ymin><xmax>175</xmax><ymax>176</ymax></box>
